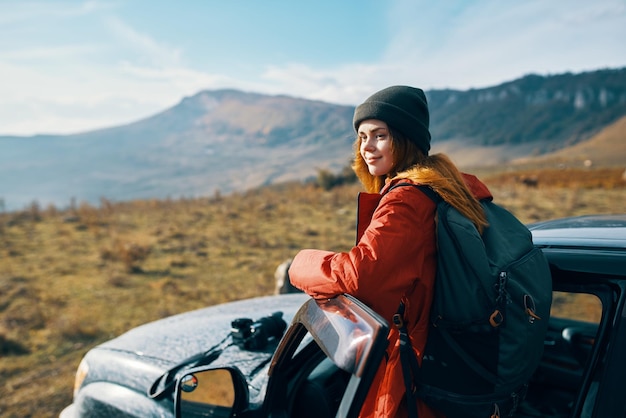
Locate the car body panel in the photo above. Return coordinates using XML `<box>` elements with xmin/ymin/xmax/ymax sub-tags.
<box><xmin>529</xmin><ymin>215</ymin><xmax>626</xmax><ymax>278</ymax></box>
<box><xmin>97</xmin><ymin>293</ymin><xmax>309</xmax><ymax>362</ymax></box>
<box><xmin>72</xmin><ymin>382</ymin><xmax>172</xmax><ymax>418</ymax></box>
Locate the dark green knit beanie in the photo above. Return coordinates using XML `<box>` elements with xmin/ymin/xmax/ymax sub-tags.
<box><xmin>353</xmin><ymin>85</ymin><xmax>431</xmax><ymax>155</ymax></box>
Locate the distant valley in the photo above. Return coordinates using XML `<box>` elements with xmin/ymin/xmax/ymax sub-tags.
<box><xmin>1</xmin><ymin>68</ymin><xmax>625</xmax><ymax>211</ymax></box>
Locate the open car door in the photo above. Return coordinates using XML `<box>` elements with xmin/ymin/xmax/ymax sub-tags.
<box><xmin>264</xmin><ymin>294</ymin><xmax>389</xmax><ymax>418</ymax></box>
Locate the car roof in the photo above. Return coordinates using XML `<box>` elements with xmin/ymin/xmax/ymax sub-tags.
<box><xmin>528</xmin><ymin>214</ymin><xmax>626</xmax><ymax>250</ymax></box>
<box><xmin>528</xmin><ymin>214</ymin><xmax>626</xmax><ymax>278</ymax></box>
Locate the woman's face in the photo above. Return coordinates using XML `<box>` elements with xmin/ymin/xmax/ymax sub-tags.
<box><xmin>358</xmin><ymin>119</ymin><xmax>394</xmax><ymax>177</ymax></box>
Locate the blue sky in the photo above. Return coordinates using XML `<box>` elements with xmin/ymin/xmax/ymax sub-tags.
<box><xmin>1</xmin><ymin>0</ymin><xmax>625</xmax><ymax>136</ymax></box>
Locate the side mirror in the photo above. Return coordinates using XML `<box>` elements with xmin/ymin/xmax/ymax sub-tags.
<box><xmin>175</xmin><ymin>366</ymin><xmax>248</xmax><ymax>418</ymax></box>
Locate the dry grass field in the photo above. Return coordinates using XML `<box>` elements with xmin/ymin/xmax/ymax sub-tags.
<box><xmin>1</xmin><ymin>167</ymin><xmax>625</xmax><ymax>417</ymax></box>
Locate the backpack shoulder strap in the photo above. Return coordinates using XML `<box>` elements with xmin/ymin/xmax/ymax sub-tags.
<box><xmin>394</xmin><ymin>301</ymin><xmax>421</xmax><ymax>418</ymax></box>
<box><xmin>388</xmin><ymin>182</ymin><xmax>442</xmax><ymax>204</ymax></box>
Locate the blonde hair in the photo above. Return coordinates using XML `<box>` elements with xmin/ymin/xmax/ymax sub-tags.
<box><xmin>352</xmin><ymin>127</ymin><xmax>488</xmax><ymax>233</ymax></box>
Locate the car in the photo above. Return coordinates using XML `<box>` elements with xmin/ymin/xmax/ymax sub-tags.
<box><xmin>59</xmin><ymin>214</ymin><xmax>626</xmax><ymax>418</ymax></box>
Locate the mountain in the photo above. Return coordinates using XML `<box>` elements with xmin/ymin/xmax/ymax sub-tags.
<box><xmin>1</xmin><ymin>68</ymin><xmax>625</xmax><ymax>211</ymax></box>
<box><xmin>427</xmin><ymin>67</ymin><xmax>626</xmax><ymax>166</ymax></box>
<box><xmin>0</xmin><ymin>90</ymin><xmax>355</xmax><ymax>211</ymax></box>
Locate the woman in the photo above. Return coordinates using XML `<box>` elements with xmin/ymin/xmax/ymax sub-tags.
<box><xmin>288</xmin><ymin>86</ymin><xmax>492</xmax><ymax>417</ymax></box>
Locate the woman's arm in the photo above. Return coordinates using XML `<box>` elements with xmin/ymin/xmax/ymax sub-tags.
<box><xmin>289</xmin><ymin>186</ymin><xmax>436</xmax><ymax>320</ymax></box>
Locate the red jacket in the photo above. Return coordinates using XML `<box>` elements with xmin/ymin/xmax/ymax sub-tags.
<box><xmin>289</xmin><ymin>174</ymin><xmax>492</xmax><ymax>417</ymax></box>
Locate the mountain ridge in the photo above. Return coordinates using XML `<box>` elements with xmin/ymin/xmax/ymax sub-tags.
<box><xmin>1</xmin><ymin>67</ymin><xmax>625</xmax><ymax>211</ymax></box>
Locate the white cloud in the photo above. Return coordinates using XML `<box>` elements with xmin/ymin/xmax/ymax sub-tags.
<box><xmin>104</xmin><ymin>16</ymin><xmax>183</xmax><ymax>67</ymax></box>
<box><xmin>257</xmin><ymin>62</ymin><xmax>381</xmax><ymax>105</ymax></box>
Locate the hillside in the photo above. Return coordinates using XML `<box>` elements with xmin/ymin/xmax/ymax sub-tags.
<box><xmin>512</xmin><ymin>114</ymin><xmax>626</xmax><ymax>168</ymax></box>
<box><xmin>0</xmin><ymin>68</ymin><xmax>625</xmax><ymax>211</ymax></box>
<box><xmin>1</xmin><ymin>172</ymin><xmax>625</xmax><ymax>417</ymax></box>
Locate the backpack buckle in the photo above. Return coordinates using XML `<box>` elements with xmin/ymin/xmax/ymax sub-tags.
<box><xmin>392</xmin><ymin>313</ymin><xmax>404</xmax><ymax>329</ymax></box>
<box><xmin>489</xmin><ymin>309</ymin><xmax>504</xmax><ymax>327</ymax></box>
<box><xmin>524</xmin><ymin>295</ymin><xmax>542</xmax><ymax>323</ymax></box>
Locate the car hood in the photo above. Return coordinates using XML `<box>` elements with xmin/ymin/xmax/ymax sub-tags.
<box><xmin>81</xmin><ymin>293</ymin><xmax>310</xmax><ymax>398</ymax></box>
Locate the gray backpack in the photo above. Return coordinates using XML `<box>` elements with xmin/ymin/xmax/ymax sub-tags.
<box><xmin>392</xmin><ymin>184</ymin><xmax>553</xmax><ymax>418</ymax></box>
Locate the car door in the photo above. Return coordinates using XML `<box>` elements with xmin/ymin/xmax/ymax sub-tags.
<box><xmin>263</xmin><ymin>294</ymin><xmax>390</xmax><ymax>418</ymax></box>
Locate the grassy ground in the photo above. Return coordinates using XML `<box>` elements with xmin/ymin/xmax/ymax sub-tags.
<box><xmin>1</xmin><ymin>167</ymin><xmax>624</xmax><ymax>417</ymax></box>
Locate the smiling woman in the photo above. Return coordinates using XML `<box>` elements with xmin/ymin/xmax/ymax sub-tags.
<box><xmin>288</xmin><ymin>85</ymin><xmax>494</xmax><ymax>418</ymax></box>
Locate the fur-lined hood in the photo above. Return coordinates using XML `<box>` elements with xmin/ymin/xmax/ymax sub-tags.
<box><xmin>383</xmin><ymin>169</ymin><xmax>493</xmax><ymax>202</ymax></box>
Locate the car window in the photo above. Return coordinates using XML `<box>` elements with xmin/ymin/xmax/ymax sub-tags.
<box><xmin>551</xmin><ymin>291</ymin><xmax>602</xmax><ymax>324</ymax></box>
